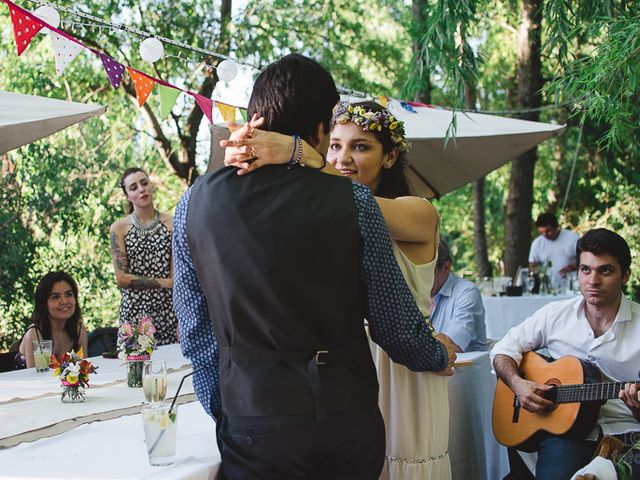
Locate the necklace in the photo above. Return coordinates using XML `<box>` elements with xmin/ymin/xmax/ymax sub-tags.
<box><xmin>131</xmin><ymin>210</ymin><xmax>161</xmax><ymax>235</ymax></box>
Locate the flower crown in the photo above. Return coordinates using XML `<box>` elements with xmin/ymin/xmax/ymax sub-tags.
<box><xmin>332</xmin><ymin>102</ymin><xmax>410</xmax><ymax>152</ymax></box>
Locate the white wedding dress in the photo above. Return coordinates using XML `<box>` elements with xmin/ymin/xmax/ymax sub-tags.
<box><xmin>371</xmin><ymin>240</ymin><xmax>452</xmax><ymax>480</ymax></box>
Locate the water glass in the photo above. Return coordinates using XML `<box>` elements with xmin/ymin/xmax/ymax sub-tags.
<box><xmin>142</xmin><ymin>402</ymin><xmax>178</xmax><ymax>466</ymax></box>
<box><xmin>142</xmin><ymin>360</ymin><xmax>167</xmax><ymax>404</ymax></box>
<box><xmin>32</xmin><ymin>340</ymin><xmax>52</xmax><ymax>372</ymax></box>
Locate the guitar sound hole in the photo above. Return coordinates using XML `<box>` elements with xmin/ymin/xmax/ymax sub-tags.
<box><xmin>542</xmin><ymin>378</ymin><xmax>561</xmax><ymax>412</ymax></box>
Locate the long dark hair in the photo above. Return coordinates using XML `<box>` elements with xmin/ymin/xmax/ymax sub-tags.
<box><xmin>30</xmin><ymin>271</ymin><xmax>83</xmax><ymax>351</ymax></box>
<box><xmin>119</xmin><ymin>167</ymin><xmax>148</xmax><ymax>214</ymax></box>
<box><xmin>332</xmin><ymin>101</ymin><xmax>411</xmax><ymax>199</ymax></box>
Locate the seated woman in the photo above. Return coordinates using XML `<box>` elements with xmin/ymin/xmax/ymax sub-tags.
<box><xmin>19</xmin><ymin>271</ymin><xmax>88</xmax><ymax>368</ymax></box>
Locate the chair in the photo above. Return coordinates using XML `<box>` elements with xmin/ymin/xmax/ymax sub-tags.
<box><xmin>87</xmin><ymin>327</ymin><xmax>118</xmax><ymax>357</ymax></box>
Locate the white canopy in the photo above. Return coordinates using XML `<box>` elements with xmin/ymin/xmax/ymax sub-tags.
<box><xmin>0</xmin><ymin>90</ymin><xmax>107</xmax><ymax>154</ymax></box>
<box><xmin>384</xmin><ymin>100</ymin><xmax>566</xmax><ymax>197</ymax></box>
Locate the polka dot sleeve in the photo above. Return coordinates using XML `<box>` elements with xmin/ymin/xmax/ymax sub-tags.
<box><xmin>352</xmin><ymin>183</ymin><xmax>448</xmax><ymax>372</ymax></box>
<box><xmin>172</xmin><ymin>187</ymin><xmax>221</xmax><ymax>420</ymax></box>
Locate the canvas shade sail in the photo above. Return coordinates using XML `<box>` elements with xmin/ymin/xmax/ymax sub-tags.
<box><xmin>383</xmin><ymin>100</ymin><xmax>566</xmax><ymax>198</ymax></box>
<box><xmin>0</xmin><ymin>90</ymin><xmax>106</xmax><ymax>154</ymax></box>
<box><xmin>208</xmin><ymin>99</ymin><xmax>565</xmax><ymax>198</ymax></box>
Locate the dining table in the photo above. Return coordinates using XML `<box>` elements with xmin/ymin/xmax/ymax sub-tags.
<box><xmin>482</xmin><ymin>293</ymin><xmax>577</xmax><ymax>340</ymax></box>
<box><xmin>0</xmin><ymin>344</ymin><xmax>221</xmax><ymax>480</ymax></box>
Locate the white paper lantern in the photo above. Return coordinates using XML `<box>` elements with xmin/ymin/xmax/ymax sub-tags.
<box><xmin>139</xmin><ymin>37</ymin><xmax>164</xmax><ymax>63</ymax></box>
<box><xmin>217</xmin><ymin>59</ymin><xmax>238</xmax><ymax>82</ymax></box>
<box><xmin>34</xmin><ymin>5</ymin><xmax>60</xmax><ymax>33</ymax></box>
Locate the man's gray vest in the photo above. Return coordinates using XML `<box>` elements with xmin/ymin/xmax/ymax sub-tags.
<box><xmin>187</xmin><ymin>165</ymin><xmax>378</xmax><ymax>419</ymax></box>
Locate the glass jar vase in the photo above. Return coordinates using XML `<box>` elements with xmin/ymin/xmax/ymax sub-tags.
<box><xmin>126</xmin><ymin>355</ymin><xmax>150</xmax><ymax>388</ymax></box>
<box><xmin>61</xmin><ymin>385</ymin><xmax>85</xmax><ymax>403</ymax></box>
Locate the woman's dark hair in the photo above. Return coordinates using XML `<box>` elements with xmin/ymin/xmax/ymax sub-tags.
<box><xmin>119</xmin><ymin>167</ymin><xmax>148</xmax><ymax>214</ymax></box>
<box><xmin>248</xmin><ymin>53</ymin><xmax>339</xmax><ymax>146</ymax></box>
<box><xmin>333</xmin><ymin>101</ymin><xmax>411</xmax><ymax>199</ymax></box>
<box><xmin>576</xmin><ymin>228</ymin><xmax>631</xmax><ymax>274</ymax></box>
<box><xmin>30</xmin><ymin>271</ymin><xmax>83</xmax><ymax>351</ymax></box>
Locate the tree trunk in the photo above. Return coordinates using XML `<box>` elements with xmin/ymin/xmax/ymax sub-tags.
<box><xmin>412</xmin><ymin>0</ymin><xmax>432</xmax><ymax>104</ymax></box>
<box><xmin>503</xmin><ymin>0</ymin><xmax>543</xmax><ymax>278</ymax></box>
<box><xmin>465</xmin><ymin>80</ymin><xmax>492</xmax><ymax>278</ymax></box>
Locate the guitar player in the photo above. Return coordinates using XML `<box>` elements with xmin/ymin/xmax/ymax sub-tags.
<box><xmin>491</xmin><ymin>228</ymin><xmax>640</xmax><ymax>479</ymax></box>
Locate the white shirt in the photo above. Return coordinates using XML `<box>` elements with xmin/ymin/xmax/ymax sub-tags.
<box><xmin>490</xmin><ymin>295</ymin><xmax>640</xmax><ymax>436</ymax></box>
<box><xmin>528</xmin><ymin>228</ymin><xmax>580</xmax><ymax>285</ymax></box>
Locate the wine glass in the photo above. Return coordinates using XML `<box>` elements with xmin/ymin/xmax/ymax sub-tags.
<box><xmin>142</xmin><ymin>360</ymin><xmax>167</xmax><ymax>404</ymax></box>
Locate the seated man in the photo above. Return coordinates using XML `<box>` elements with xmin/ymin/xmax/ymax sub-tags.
<box><xmin>528</xmin><ymin>212</ymin><xmax>580</xmax><ymax>287</ymax></box>
<box><xmin>430</xmin><ymin>240</ymin><xmax>488</xmax><ymax>352</ymax></box>
<box><xmin>492</xmin><ymin>228</ymin><xmax>640</xmax><ymax>480</ymax></box>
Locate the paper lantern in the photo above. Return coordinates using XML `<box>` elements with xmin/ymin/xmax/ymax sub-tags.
<box><xmin>139</xmin><ymin>37</ymin><xmax>164</xmax><ymax>63</ymax></box>
<box><xmin>34</xmin><ymin>5</ymin><xmax>60</xmax><ymax>33</ymax></box>
<box><xmin>217</xmin><ymin>59</ymin><xmax>238</xmax><ymax>82</ymax></box>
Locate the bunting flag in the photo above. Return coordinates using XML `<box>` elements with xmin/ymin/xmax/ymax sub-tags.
<box><xmin>8</xmin><ymin>4</ymin><xmax>43</xmax><ymax>56</ymax></box>
<box><xmin>216</xmin><ymin>102</ymin><xmax>237</xmax><ymax>124</ymax></box>
<box><xmin>191</xmin><ymin>93</ymin><xmax>213</xmax><ymax>123</ymax></box>
<box><xmin>127</xmin><ymin>67</ymin><xmax>155</xmax><ymax>107</ymax></box>
<box><xmin>99</xmin><ymin>52</ymin><xmax>125</xmax><ymax>89</ymax></box>
<box><xmin>50</xmin><ymin>32</ymin><xmax>84</xmax><ymax>75</ymax></box>
<box><xmin>377</xmin><ymin>95</ymin><xmax>389</xmax><ymax>108</ymax></box>
<box><xmin>239</xmin><ymin>108</ymin><xmax>248</xmax><ymax>122</ymax></box>
<box><xmin>159</xmin><ymin>84</ymin><xmax>181</xmax><ymax>119</ymax></box>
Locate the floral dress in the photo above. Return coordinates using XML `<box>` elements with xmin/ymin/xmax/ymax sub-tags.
<box><xmin>119</xmin><ymin>220</ymin><xmax>177</xmax><ymax>345</ymax></box>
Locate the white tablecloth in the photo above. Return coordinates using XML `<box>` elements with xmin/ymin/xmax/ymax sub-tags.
<box><xmin>449</xmin><ymin>351</ymin><xmax>509</xmax><ymax>480</ymax></box>
<box><xmin>0</xmin><ymin>344</ymin><xmax>191</xmax><ymax>404</ymax></box>
<box><xmin>483</xmin><ymin>294</ymin><xmax>576</xmax><ymax>340</ymax></box>
<box><xmin>0</xmin><ymin>401</ymin><xmax>220</xmax><ymax>480</ymax></box>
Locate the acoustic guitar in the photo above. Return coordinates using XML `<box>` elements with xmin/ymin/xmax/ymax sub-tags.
<box><xmin>492</xmin><ymin>351</ymin><xmax>636</xmax><ymax>451</ymax></box>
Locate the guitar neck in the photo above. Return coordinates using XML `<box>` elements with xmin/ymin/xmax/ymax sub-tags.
<box><xmin>554</xmin><ymin>381</ymin><xmax>635</xmax><ymax>404</ymax></box>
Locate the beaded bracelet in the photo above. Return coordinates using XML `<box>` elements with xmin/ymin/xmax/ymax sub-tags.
<box><xmin>286</xmin><ymin>135</ymin><xmax>327</xmax><ymax>170</ymax></box>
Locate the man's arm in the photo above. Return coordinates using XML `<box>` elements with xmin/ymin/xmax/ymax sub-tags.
<box><xmin>439</xmin><ymin>284</ymin><xmax>484</xmax><ymax>352</ymax></box>
<box><xmin>352</xmin><ymin>183</ymin><xmax>451</xmax><ymax>373</ymax></box>
<box><xmin>173</xmin><ymin>188</ymin><xmax>221</xmax><ymax>420</ymax></box>
<box><xmin>493</xmin><ymin>354</ymin><xmax>553</xmax><ymax>413</ymax></box>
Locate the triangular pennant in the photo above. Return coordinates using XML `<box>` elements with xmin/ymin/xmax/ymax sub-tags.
<box><xmin>99</xmin><ymin>52</ymin><xmax>125</xmax><ymax>89</ymax></box>
<box><xmin>192</xmin><ymin>93</ymin><xmax>213</xmax><ymax>123</ymax></box>
<box><xmin>8</xmin><ymin>6</ymin><xmax>44</xmax><ymax>56</ymax></box>
<box><xmin>377</xmin><ymin>95</ymin><xmax>389</xmax><ymax>108</ymax></box>
<box><xmin>239</xmin><ymin>108</ymin><xmax>248</xmax><ymax>122</ymax></box>
<box><xmin>216</xmin><ymin>102</ymin><xmax>236</xmax><ymax>124</ymax></box>
<box><xmin>127</xmin><ymin>68</ymin><xmax>155</xmax><ymax>107</ymax></box>
<box><xmin>159</xmin><ymin>85</ymin><xmax>181</xmax><ymax>119</ymax></box>
<box><xmin>50</xmin><ymin>33</ymin><xmax>84</xmax><ymax>76</ymax></box>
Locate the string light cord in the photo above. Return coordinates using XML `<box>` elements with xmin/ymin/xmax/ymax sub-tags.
<box><xmin>24</xmin><ymin>0</ymin><xmax>260</xmax><ymax>70</ymax></box>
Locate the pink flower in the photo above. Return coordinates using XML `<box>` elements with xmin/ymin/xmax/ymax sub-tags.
<box><xmin>119</xmin><ymin>323</ymin><xmax>134</xmax><ymax>336</ymax></box>
<box><xmin>138</xmin><ymin>317</ymin><xmax>156</xmax><ymax>335</ymax></box>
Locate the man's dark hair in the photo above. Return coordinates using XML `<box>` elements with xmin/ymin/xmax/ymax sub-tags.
<box><xmin>247</xmin><ymin>53</ymin><xmax>339</xmax><ymax>146</ymax></box>
<box><xmin>436</xmin><ymin>239</ymin><xmax>453</xmax><ymax>269</ymax></box>
<box><xmin>576</xmin><ymin>228</ymin><xmax>631</xmax><ymax>274</ymax></box>
<box><xmin>535</xmin><ymin>213</ymin><xmax>559</xmax><ymax>228</ymax></box>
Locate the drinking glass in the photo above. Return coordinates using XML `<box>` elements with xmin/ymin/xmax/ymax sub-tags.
<box><xmin>141</xmin><ymin>402</ymin><xmax>178</xmax><ymax>466</ymax></box>
<box><xmin>32</xmin><ymin>340</ymin><xmax>52</xmax><ymax>372</ymax></box>
<box><xmin>142</xmin><ymin>360</ymin><xmax>167</xmax><ymax>404</ymax></box>
<box><xmin>524</xmin><ymin>275</ymin><xmax>536</xmax><ymax>296</ymax></box>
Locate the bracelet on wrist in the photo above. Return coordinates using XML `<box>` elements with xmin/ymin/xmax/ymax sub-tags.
<box><xmin>287</xmin><ymin>135</ymin><xmax>299</xmax><ymax>167</ymax></box>
<box><xmin>286</xmin><ymin>136</ymin><xmax>326</xmax><ymax>170</ymax></box>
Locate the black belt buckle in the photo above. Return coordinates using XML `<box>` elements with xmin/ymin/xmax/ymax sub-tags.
<box><xmin>315</xmin><ymin>350</ymin><xmax>328</xmax><ymax>365</ymax></box>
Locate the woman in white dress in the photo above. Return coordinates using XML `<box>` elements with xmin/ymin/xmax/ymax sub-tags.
<box><xmin>224</xmin><ymin>101</ymin><xmax>455</xmax><ymax>480</ymax></box>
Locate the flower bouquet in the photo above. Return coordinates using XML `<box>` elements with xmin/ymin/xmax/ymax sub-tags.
<box><xmin>118</xmin><ymin>316</ymin><xmax>157</xmax><ymax>387</ymax></box>
<box><xmin>49</xmin><ymin>348</ymin><xmax>97</xmax><ymax>403</ymax></box>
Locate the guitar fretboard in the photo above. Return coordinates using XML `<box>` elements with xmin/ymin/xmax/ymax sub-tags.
<box><xmin>554</xmin><ymin>382</ymin><xmax>635</xmax><ymax>403</ymax></box>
